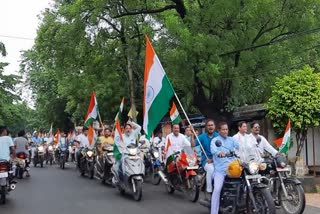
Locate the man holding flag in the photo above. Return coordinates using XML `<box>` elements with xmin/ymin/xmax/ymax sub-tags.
<box><xmin>248</xmin><ymin>122</ymin><xmax>282</xmax><ymax>157</ymax></box>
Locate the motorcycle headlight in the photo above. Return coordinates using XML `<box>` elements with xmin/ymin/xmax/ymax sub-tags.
<box><xmin>48</xmin><ymin>146</ymin><xmax>53</xmax><ymax>151</ymax></box>
<box><xmin>128</xmin><ymin>148</ymin><xmax>138</xmax><ymax>156</ymax></box>
<box><xmin>259</xmin><ymin>163</ymin><xmax>267</xmax><ymax>171</ymax></box>
<box><xmin>38</xmin><ymin>146</ymin><xmax>44</xmax><ymax>152</ymax></box>
<box><xmin>248</xmin><ymin>161</ymin><xmax>259</xmax><ymax>175</ymax></box>
<box><xmin>87</xmin><ymin>151</ymin><xmax>94</xmax><ymax>157</ymax></box>
<box><xmin>187</xmin><ymin>157</ymin><xmax>196</xmax><ymax>166</ymax></box>
<box><xmin>153</xmin><ymin>151</ymin><xmax>160</xmax><ymax>158</ymax></box>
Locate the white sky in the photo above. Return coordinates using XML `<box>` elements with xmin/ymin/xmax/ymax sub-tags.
<box><xmin>0</xmin><ymin>0</ymin><xmax>52</xmax><ymax>75</ymax></box>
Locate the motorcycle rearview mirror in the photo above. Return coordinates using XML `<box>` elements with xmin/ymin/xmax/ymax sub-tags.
<box><xmin>256</xmin><ymin>136</ymin><xmax>261</xmax><ymax>145</ymax></box>
<box><xmin>215</xmin><ymin>140</ymin><xmax>222</xmax><ymax>147</ymax></box>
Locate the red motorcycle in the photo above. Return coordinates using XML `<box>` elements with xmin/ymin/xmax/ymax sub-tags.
<box><xmin>161</xmin><ymin>146</ymin><xmax>200</xmax><ymax>202</ymax></box>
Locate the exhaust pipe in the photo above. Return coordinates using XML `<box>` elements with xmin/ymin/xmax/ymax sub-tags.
<box><xmin>10</xmin><ymin>183</ymin><xmax>16</xmax><ymax>191</ymax></box>
<box><xmin>158</xmin><ymin>171</ymin><xmax>168</xmax><ymax>184</ymax></box>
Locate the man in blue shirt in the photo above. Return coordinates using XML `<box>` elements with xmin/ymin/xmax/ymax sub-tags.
<box><xmin>190</xmin><ymin>119</ymin><xmax>218</xmax><ymax>201</ymax></box>
<box><xmin>210</xmin><ymin>122</ymin><xmax>239</xmax><ymax>214</ymax></box>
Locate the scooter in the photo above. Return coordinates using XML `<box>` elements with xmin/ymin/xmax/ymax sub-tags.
<box><xmin>112</xmin><ymin>143</ymin><xmax>145</xmax><ymax>201</ymax></box>
<box><xmin>95</xmin><ymin>144</ymin><xmax>114</xmax><ymax>185</ymax></box>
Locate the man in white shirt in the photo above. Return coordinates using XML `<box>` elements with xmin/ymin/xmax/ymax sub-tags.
<box><xmin>165</xmin><ymin>124</ymin><xmax>191</xmax><ymax>161</ymax></box>
<box><xmin>0</xmin><ymin>126</ymin><xmax>15</xmax><ymax>161</ymax></box>
<box><xmin>122</xmin><ymin>121</ymin><xmax>141</xmax><ymax>146</ymax></box>
<box><xmin>248</xmin><ymin>122</ymin><xmax>279</xmax><ymax>157</ymax></box>
<box><xmin>233</xmin><ymin>121</ymin><xmax>250</xmax><ymax>144</ymax></box>
<box><xmin>75</xmin><ymin>127</ymin><xmax>90</xmax><ymax>167</ymax></box>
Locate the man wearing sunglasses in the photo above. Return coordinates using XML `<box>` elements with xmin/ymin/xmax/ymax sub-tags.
<box><xmin>249</xmin><ymin>122</ymin><xmax>279</xmax><ymax>157</ymax></box>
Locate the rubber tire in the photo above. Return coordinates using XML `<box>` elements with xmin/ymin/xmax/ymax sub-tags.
<box><xmin>151</xmin><ymin>166</ymin><xmax>161</xmax><ymax>185</ymax></box>
<box><xmin>18</xmin><ymin>168</ymin><xmax>24</xmax><ymax>179</ymax></box>
<box><xmin>50</xmin><ymin>159</ymin><xmax>53</xmax><ymax>165</ymax></box>
<box><xmin>280</xmin><ymin>183</ymin><xmax>306</xmax><ymax>214</ymax></box>
<box><xmin>0</xmin><ymin>186</ymin><xmax>6</xmax><ymax>204</ymax></box>
<box><xmin>247</xmin><ymin>187</ymin><xmax>276</xmax><ymax>214</ymax></box>
<box><xmin>133</xmin><ymin>180</ymin><xmax>143</xmax><ymax>201</ymax></box>
<box><xmin>188</xmin><ymin>175</ymin><xmax>200</xmax><ymax>202</ymax></box>
<box><xmin>40</xmin><ymin>157</ymin><xmax>43</xmax><ymax>168</ymax></box>
<box><xmin>166</xmin><ymin>183</ymin><xmax>175</xmax><ymax>194</ymax></box>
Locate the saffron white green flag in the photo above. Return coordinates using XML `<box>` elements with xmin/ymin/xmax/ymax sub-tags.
<box><xmin>276</xmin><ymin>120</ymin><xmax>291</xmax><ymax>154</ymax></box>
<box><xmin>84</xmin><ymin>91</ymin><xmax>98</xmax><ymax>127</ymax></box>
<box><xmin>143</xmin><ymin>36</ymin><xmax>175</xmax><ymax>139</ymax></box>
<box><xmin>170</xmin><ymin>102</ymin><xmax>181</xmax><ymax>124</ymax></box>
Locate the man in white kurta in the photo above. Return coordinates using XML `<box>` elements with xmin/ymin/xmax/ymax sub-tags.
<box><xmin>165</xmin><ymin>124</ymin><xmax>191</xmax><ymax>161</ymax></box>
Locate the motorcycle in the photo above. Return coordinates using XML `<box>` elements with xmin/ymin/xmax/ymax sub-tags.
<box><xmin>59</xmin><ymin>145</ymin><xmax>68</xmax><ymax>169</ymax></box>
<box><xmin>0</xmin><ymin>160</ymin><xmax>16</xmax><ymax>204</ymax></box>
<box><xmin>33</xmin><ymin>144</ymin><xmax>45</xmax><ymax>168</ymax></box>
<box><xmin>71</xmin><ymin>146</ymin><xmax>76</xmax><ymax>162</ymax></box>
<box><xmin>79</xmin><ymin>147</ymin><xmax>96</xmax><ymax>179</ymax></box>
<box><xmin>260</xmin><ymin>153</ymin><xmax>305</xmax><ymax>214</ymax></box>
<box><xmin>199</xmin><ymin>140</ymin><xmax>276</xmax><ymax>214</ymax></box>
<box><xmin>46</xmin><ymin>145</ymin><xmax>54</xmax><ymax>165</ymax></box>
<box><xmin>160</xmin><ymin>146</ymin><xmax>200</xmax><ymax>202</ymax></box>
<box><xmin>112</xmin><ymin>143</ymin><xmax>145</xmax><ymax>201</ymax></box>
<box><xmin>14</xmin><ymin>152</ymin><xmax>29</xmax><ymax>179</ymax></box>
<box><xmin>95</xmin><ymin>144</ymin><xmax>115</xmax><ymax>185</ymax></box>
<box><xmin>147</xmin><ymin>142</ymin><xmax>163</xmax><ymax>185</ymax></box>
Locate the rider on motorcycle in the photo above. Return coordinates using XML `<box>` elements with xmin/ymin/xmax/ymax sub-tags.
<box><xmin>210</xmin><ymin>122</ymin><xmax>239</xmax><ymax>214</ymax></box>
<box><xmin>248</xmin><ymin>122</ymin><xmax>280</xmax><ymax>157</ymax></box>
<box><xmin>164</xmin><ymin>124</ymin><xmax>190</xmax><ymax>165</ymax></box>
<box><xmin>13</xmin><ymin>130</ymin><xmax>30</xmax><ymax>177</ymax></box>
<box><xmin>75</xmin><ymin>126</ymin><xmax>90</xmax><ymax>167</ymax></box>
<box><xmin>58</xmin><ymin>131</ymin><xmax>69</xmax><ymax>160</ymax></box>
<box><xmin>0</xmin><ymin>126</ymin><xmax>16</xmax><ymax>162</ymax></box>
<box><xmin>190</xmin><ymin>119</ymin><xmax>218</xmax><ymax>202</ymax></box>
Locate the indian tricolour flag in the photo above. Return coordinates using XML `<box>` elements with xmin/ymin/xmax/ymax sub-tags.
<box><xmin>113</xmin><ymin>117</ymin><xmax>125</xmax><ymax>161</ymax></box>
<box><xmin>84</xmin><ymin>91</ymin><xmax>98</xmax><ymax>127</ymax></box>
<box><xmin>275</xmin><ymin>120</ymin><xmax>291</xmax><ymax>154</ymax></box>
<box><xmin>170</xmin><ymin>102</ymin><xmax>181</xmax><ymax>124</ymax></box>
<box><xmin>114</xmin><ymin>97</ymin><xmax>124</xmax><ymax>122</ymax></box>
<box><xmin>143</xmin><ymin>36</ymin><xmax>175</xmax><ymax>139</ymax></box>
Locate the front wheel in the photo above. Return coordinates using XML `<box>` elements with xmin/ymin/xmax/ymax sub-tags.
<box><xmin>0</xmin><ymin>186</ymin><xmax>6</xmax><ymax>204</ymax></box>
<box><xmin>280</xmin><ymin>183</ymin><xmax>305</xmax><ymax>214</ymax></box>
<box><xmin>151</xmin><ymin>166</ymin><xmax>161</xmax><ymax>185</ymax></box>
<box><xmin>133</xmin><ymin>180</ymin><xmax>143</xmax><ymax>201</ymax></box>
<box><xmin>40</xmin><ymin>157</ymin><xmax>44</xmax><ymax>168</ymax></box>
<box><xmin>247</xmin><ymin>187</ymin><xmax>276</xmax><ymax>214</ymax></box>
<box><xmin>187</xmin><ymin>175</ymin><xmax>200</xmax><ymax>202</ymax></box>
<box><xmin>18</xmin><ymin>168</ymin><xmax>24</xmax><ymax>179</ymax></box>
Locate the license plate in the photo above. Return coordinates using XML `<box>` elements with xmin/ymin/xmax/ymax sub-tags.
<box><xmin>187</xmin><ymin>166</ymin><xmax>199</xmax><ymax>170</ymax></box>
<box><xmin>0</xmin><ymin>172</ymin><xmax>8</xmax><ymax>178</ymax></box>
<box><xmin>246</xmin><ymin>174</ymin><xmax>261</xmax><ymax>180</ymax></box>
<box><xmin>276</xmin><ymin>167</ymin><xmax>291</xmax><ymax>172</ymax></box>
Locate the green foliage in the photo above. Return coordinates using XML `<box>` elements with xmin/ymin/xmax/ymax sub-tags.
<box><xmin>19</xmin><ymin>0</ymin><xmax>320</xmax><ymax>129</ymax></box>
<box><xmin>266</xmin><ymin>65</ymin><xmax>320</xmax><ymax>132</ymax></box>
<box><xmin>266</xmin><ymin>65</ymin><xmax>320</xmax><ymax>156</ymax></box>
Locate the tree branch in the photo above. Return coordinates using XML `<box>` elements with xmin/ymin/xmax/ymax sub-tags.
<box><xmin>219</xmin><ymin>27</ymin><xmax>320</xmax><ymax>57</ymax></box>
<box><xmin>112</xmin><ymin>5</ymin><xmax>177</xmax><ymax>19</ymax></box>
<box><xmin>100</xmin><ymin>16</ymin><xmax>121</xmax><ymax>33</ymax></box>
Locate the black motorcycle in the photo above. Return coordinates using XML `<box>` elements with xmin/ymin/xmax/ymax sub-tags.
<box><xmin>33</xmin><ymin>144</ymin><xmax>45</xmax><ymax>168</ymax></box>
<box><xmin>59</xmin><ymin>145</ymin><xmax>68</xmax><ymax>169</ymax></box>
<box><xmin>200</xmin><ymin>140</ymin><xmax>276</xmax><ymax>214</ymax></box>
<box><xmin>0</xmin><ymin>160</ymin><xmax>17</xmax><ymax>204</ymax></box>
<box><xmin>79</xmin><ymin>148</ymin><xmax>95</xmax><ymax>179</ymax></box>
<box><xmin>46</xmin><ymin>144</ymin><xmax>54</xmax><ymax>165</ymax></box>
<box><xmin>95</xmin><ymin>144</ymin><xmax>114</xmax><ymax>184</ymax></box>
<box><xmin>260</xmin><ymin>154</ymin><xmax>305</xmax><ymax>214</ymax></box>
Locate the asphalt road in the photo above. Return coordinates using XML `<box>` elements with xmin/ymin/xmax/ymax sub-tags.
<box><xmin>0</xmin><ymin>163</ymin><xmax>319</xmax><ymax>214</ymax></box>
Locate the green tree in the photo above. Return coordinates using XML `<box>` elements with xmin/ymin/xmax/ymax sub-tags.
<box><xmin>266</xmin><ymin>65</ymin><xmax>320</xmax><ymax>157</ymax></box>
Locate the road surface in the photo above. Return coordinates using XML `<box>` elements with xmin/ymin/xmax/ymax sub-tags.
<box><xmin>0</xmin><ymin>164</ymin><xmax>318</xmax><ymax>214</ymax></box>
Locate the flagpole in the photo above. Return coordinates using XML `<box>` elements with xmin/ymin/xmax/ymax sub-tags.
<box><xmin>173</xmin><ymin>93</ymin><xmax>209</xmax><ymax>160</ymax></box>
<box><xmin>97</xmin><ymin>111</ymin><xmax>104</xmax><ymax>131</ymax></box>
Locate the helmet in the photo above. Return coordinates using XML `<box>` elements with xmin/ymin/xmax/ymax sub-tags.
<box><xmin>227</xmin><ymin>160</ymin><xmax>243</xmax><ymax>178</ymax></box>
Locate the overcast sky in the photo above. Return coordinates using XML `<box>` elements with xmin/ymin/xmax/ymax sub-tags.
<box><xmin>0</xmin><ymin>0</ymin><xmax>52</xmax><ymax>75</ymax></box>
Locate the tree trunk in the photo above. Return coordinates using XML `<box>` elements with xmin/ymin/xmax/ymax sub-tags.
<box><xmin>296</xmin><ymin>128</ymin><xmax>308</xmax><ymax>157</ymax></box>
